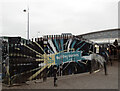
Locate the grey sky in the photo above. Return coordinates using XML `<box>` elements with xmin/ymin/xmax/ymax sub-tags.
<box><xmin>1</xmin><ymin>0</ymin><xmax>119</xmax><ymax>39</ymax></box>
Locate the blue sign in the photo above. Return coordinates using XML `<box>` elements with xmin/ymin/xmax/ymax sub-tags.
<box><xmin>55</xmin><ymin>51</ymin><xmax>83</xmax><ymax>65</ymax></box>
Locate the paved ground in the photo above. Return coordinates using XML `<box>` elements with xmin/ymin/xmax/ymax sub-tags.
<box><xmin>2</xmin><ymin>61</ymin><xmax>118</xmax><ymax>89</ymax></box>
<box><xmin>0</xmin><ymin>83</ymin><xmax>2</xmax><ymax>91</ymax></box>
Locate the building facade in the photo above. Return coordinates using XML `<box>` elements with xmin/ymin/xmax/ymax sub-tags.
<box><xmin>77</xmin><ymin>29</ymin><xmax>120</xmax><ymax>44</ymax></box>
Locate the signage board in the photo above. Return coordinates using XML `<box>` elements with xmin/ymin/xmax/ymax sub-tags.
<box><xmin>55</xmin><ymin>51</ymin><xmax>82</xmax><ymax>65</ymax></box>
<box><xmin>43</xmin><ymin>51</ymin><xmax>85</xmax><ymax>66</ymax></box>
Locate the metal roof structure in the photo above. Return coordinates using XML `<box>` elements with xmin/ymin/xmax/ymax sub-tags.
<box><xmin>77</xmin><ymin>28</ymin><xmax>120</xmax><ymax>44</ymax></box>
<box><xmin>77</xmin><ymin>28</ymin><xmax>119</xmax><ymax>37</ymax></box>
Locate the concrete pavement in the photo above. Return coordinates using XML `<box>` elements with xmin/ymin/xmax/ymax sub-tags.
<box><xmin>2</xmin><ymin>61</ymin><xmax>118</xmax><ymax>89</ymax></box>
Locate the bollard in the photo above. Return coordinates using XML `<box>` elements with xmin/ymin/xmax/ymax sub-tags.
<box><xmin>89</xmin><ymin>60</ymin><xmax>92</xmax><ymax>74</ymax></box>
<box><xmin>104</xmin><ymin>62</ymin><xmax>107</xmax><ymax>75</ymax></box>
<box><xmin>43</xmin><ymin>68</ymin><xmax>47</xmax><ymax>82</ymax></box>
<box><xmin>54</xmin><ymin>66</ymin><xmax>57</xmax><ymax>87</ymax></box>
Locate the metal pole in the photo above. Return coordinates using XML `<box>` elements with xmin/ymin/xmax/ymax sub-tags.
<box><xmin>27</xmin><ymin>4</ymin><xmax>29</xmax><ymax>40</ymax></box>
<box><xmin>23</xmin><ymin>1</ymin><xmax>30</xmax><ymax>40</ymax></box>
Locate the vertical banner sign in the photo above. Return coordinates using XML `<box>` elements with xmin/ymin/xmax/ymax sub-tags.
<box><xmin>43</xmin><ymin>35</ymin><xmax>48</xmax><ymax>81</ymax></box>
<box><xmin>96</xmin><ymin>46</ymin><xmax>99</xmax><ymax>53</ymax></box>
<box><xmin>43</xmin><ymin>35</ymin><xmax>48</xmax><ymax>66</ymax></box>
